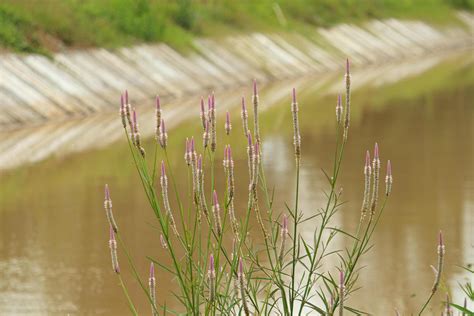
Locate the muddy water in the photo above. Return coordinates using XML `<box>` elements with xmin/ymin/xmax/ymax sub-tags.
<box><xmin>0</xmin><ymin>54</ymin><xmax>472</xmax><ymax>314</ymax></box>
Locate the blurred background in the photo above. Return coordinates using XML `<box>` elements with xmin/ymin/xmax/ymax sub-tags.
<box><xmin>0</xmin><ymin>0</ymin><xmax>473</xmax><ymax>315</ymax></box>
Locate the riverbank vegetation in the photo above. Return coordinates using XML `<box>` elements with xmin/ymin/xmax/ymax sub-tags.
<box><xmin>0</xmin><ymin>0</ymin><xmax>472</xmax><ymax>55</ymax></box>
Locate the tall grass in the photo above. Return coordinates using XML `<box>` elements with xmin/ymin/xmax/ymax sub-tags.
<box><xmin>101</xmin><ymin>60</ymin><xmax>466</xmax><ymax>314</ymax></box>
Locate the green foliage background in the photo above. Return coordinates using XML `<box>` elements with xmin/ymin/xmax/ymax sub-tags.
<box><xmin>0</xmin><ymin>0</ymin><xmax>472</xmax><ymax>55</ymax></box>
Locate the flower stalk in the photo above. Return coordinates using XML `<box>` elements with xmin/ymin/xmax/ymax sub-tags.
<box><xmin>279</xmin><ymin>214</ymin><xmax>288</xmax><ymax>262</ymax></box>
<box><xmin>238</xmin><ymin>257</ymin><xmax>250</xmax><ymax>316</ymax></box>
<box><xmin>225</xmin><ymin>111</ymin><xmax>232</xmax><ymax>135</ymax></box>
<box><xmin>291</xmin><ymin>88</ymin><xmax>301</xmax><ymax>163</ymax></box>
<box><xmin>149</xmin><ymin>263</ymin><xmax>158</xmax><ymax>316</ymax></box>
<box><xmin>385</xmin><ymin>160</ymin><xmax>393</xmax><ymax>196</ymax></box>
<box><xmin>360</xmin><ymin>150</ymin><xmax>372</xmax><ymax>221</ymax></box>
<box><xmin>336</xmin><ymin>94</ymin><xmax>343</xmax><ymax>124</ymax></box>
<box><xmin>212</xmin><ymin>190</ymin><xmax>222</xmax><ymax>236</ymax></box>
<box><xmin>155</xmin><ymin>96</ymin><xmax>161</xmax><ymax>140</ymax></box>
<box><xmin>370</xmin><ymin>143</ymin><xmax>380</xmax><ymax>217</ymax></box>
<box><xmin>160</xmin><ymin>161</ymin><xmax>179</xmax><ymax>236</ymax></box>
<box><xmin>343</xmin><ymin>58</ymin><xmax>351</xmax><ymax>141</ymax></box>
<box><xmin>241</xmin><ymin>97</ymin><xmax>249</xmax><ymax>137</ymax></box>
<box><xmin>104</xmin><ymin>184</ymin><xmax>118</xmax><ymax>233</ymax></box>
<box><xmin>252</xmin><ymin>80</ymin><xmax>261</xmax><ymax>147</ymax></box>
<box><xmin>109</xmin><ymin>226</ymin><xmax>120</xmax><ymax>274</ymax></box>
<box><xmin>339</xmin><ymin>270</ymin><xmax>345</xmax><ymax>316</ymax></box>
<box><xmin>159</xmin><ymin>119</ymin><xmax>167</xmax><ymax>149</ymax></box>
<box><xmin>200</xmin><ymin>97</ymin><xmax>206</xmax><ymax>130</ymax></box>
<box><xmin>208</xmin><ymin>254</ymin><xmax>216</xmax><ymax>302</ymax></box>
<box><xmin>210</xmin><ymin>93</ymin><xmax>217</xmax><ymax>152</ymax></box>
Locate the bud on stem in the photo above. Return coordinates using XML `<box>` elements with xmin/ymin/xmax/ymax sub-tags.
<box><xmin>109</xmin><ymin>226</ymin><xmax>120</xmax><ymax>274</ymax></box>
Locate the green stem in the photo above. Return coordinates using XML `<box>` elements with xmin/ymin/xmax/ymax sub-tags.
<box><xmin>418</xmin><ymin>291</ymin><xmax>435</xmax><ymax>315</ymax></box>
<box><xmin>290</xmin><ymin>160</ymin><xmax>300</xmax><ymax>313</ymax></box>
<box><xmin>298</xmin><ymin>125</ymin><xmax>345</xmax><ymax>316</ymax></box>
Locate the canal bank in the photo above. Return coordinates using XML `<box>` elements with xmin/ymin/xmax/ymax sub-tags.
<box><xmin>0</xmin><ymin>12</ymin><xmax>472</xmax><ymax>130</ymax></box>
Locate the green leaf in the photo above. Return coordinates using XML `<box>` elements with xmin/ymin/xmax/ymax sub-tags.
<box><xmin>449</xmin><ymin>302</ymin><xmax>473</xmax><ymax>315</ymax></box>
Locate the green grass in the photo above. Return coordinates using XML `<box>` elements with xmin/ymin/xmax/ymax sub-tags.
<box><xmin>0</xmin><ymin>0</ymin><xmax>472</xmax><ymax>55</ymax></box>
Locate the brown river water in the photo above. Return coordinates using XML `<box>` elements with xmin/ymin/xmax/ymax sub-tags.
<box><xmin>0</xmin><ymin>53</ymin><xmax>472</xmax><ymax>315</ymax></box>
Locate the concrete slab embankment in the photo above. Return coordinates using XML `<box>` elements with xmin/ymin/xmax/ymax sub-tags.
<box><xmin>0</xmin><ymin>13</ymin><xmax>472</xmax><ymax>131</ymax></box>
<box><xmin>0</xmin><ymin>51</ymin><xmax>472</xmax><ymax>170</ymax></box>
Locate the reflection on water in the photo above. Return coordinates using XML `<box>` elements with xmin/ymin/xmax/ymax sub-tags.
<box><xmin>0</xmin><ymin>54</ymin><xmax>473</xmax><ymax>314</ymax></box>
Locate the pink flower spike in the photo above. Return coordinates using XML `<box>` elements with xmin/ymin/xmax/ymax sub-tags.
<box><xmin>365</xmin><ymin>150</ymin><xmax>371</xmax><ymax>167</ymax></box>
<box><xmin>255</xmin><ymin>142</ymin><xmax>259</xmax><ymax>155</ymax></box>
<box><xmin>346</xmin><ymin>58</ymin><xmax>350</xmax><ymax>74</ymax></box>
<box><xmin>125</xmin><ymin>90</ymin><xmax>129</xmax><ymax>104</ymax></box>
<box><xmin>337</xmin><ymin>94</ymin><xmax>341</xmax><ymax>107</ymax></box>
<box><xmin>150</xmin><ymin>262</ymin><xmax>155</xmax><ymax>279</ymax></box>
<box><xmin>292</xmin><ymin>88</ymin><xmax>296</xmax><ymax>104</ymax></box>
<box><xmin>213</xmin><ymin>190</ymin><xmax>218</xmax><ymax>206</ymax></box>
<box><xmin>156</xmin><ymin>95</ymin><xmax>160</xmax><ymax>110</ymax></box>
<box><xmin>161</xmin><ymin>119</ymin><xmax>165</xmax><ymax>133</ymax></box>
<box><xmin>224</xmin><ymin>145</ymin><xmax>228</xmax><ymax>160</ymax></box>
<box><xmin>208</xmin><ymin>95</ymin><xmax>212</xmax><ymax>111</ymax></box>
<box><xmin>200</xmin><ymin>97</ymin><xmax>205</xmax><ymax>113</ymax></box>
<box><xmin>228</xmin><ymin>146</ymin><xmax>232</xmax><ymax>160</ymax></box>
<box><xmin>191</xmin><ymin>137</ymin><xmax>195</xmax><ymax>152</ymax></box>
<box><xmin>132</xmin><ymin>108</ymin><xmax>137</xmax><ymax>127</ymax></box>
<box><xmin>209</xmin><ymin>254</ymin><xmax>215</xmax><ymax>273</ymax></box>
<box><xmin>282</xmin><ymin>214</ymin><xmax>288</xmax><ymax>233</ymax></box>
<box><xmin>439</xmin><ymin>230</ymin><xmax>443</xmax><ymax>247</ymax></box>
<box><xmin>105</xmin><ymin>184</ymin><xmax>110</xmax><ymax>200</ymax></box>
<box><xmin>253</xmin><ymin>79</ymin><xmax>258</xmax><ymax>96</ymax></box>
<box><xmin>211</xmin><ymin>92</ymin><xmax>215</xmax><ymax>108</ymax></box>
<box><xmin>197</xmin><ymin>155</ymin><xmax>202</xmax><ymax>170</ymax></box>
<box><xmin>226</xmin><ymin>111</ymin><xmax>230</xmax><ymax>125</ymax></box>
<box><xmin>161</xmin><ymin>161</ymin><xmax>166</xmax><ymax>176</ymax></box>
<box><xmin>239</xmin><ymin>257</ymin><xmax>244</xmax><ymax>275</ymax></box>
<box><xmin>120</xmin><ymin>94</ymin><xmax>124</xmax><ymax>108</ymax></box>
<box><xmin>241</xmin><ymin>97</ymin><xmax>246</xmax><ymax>111</ymax></box>
<box><xmin>387</xmin><ymin>160</ymin><xmax>392</xmax><ymax>177</ymax></box>
<box><xmin>247</xmin><ymin>133</ymin><xmax>253</xmax><ymax>147</ymax></box>
<box><xmin>374</xmin><ymin>143</ymin><xmax>379</xmax><ymax>160</ymax></box>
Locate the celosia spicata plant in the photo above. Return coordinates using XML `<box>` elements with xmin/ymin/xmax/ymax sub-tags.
<box><xmin>102</xmin><ymin>59</ymin><xmax>455</xmax><ymax>315</ymax></box>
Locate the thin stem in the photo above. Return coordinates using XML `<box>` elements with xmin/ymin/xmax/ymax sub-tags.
<box><xmin>290</xmin><ymin>161</ymin><xmax>300</xmax><ymax>313</ymax></box>
<box><xmin>298</xmin><ymin>124</ymin><xmax>345</xmax><ymax>315</ymax></box>
<box><xmin>418</xmin><ymin>291</ymin><xmax>435</xmax><ymax>315</ymax></box>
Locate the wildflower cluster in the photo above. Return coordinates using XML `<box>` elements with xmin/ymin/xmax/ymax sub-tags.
<box><xmin>103</xmin><ymin>61</ymin><xmax>464</xmax><ymax>316</ymax></box>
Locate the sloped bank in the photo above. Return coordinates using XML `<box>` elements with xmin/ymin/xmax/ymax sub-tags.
<box><xmin>0</xmin><ymin>12</ymin><xmax>472</xmax><ymax>130</ymax></box>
